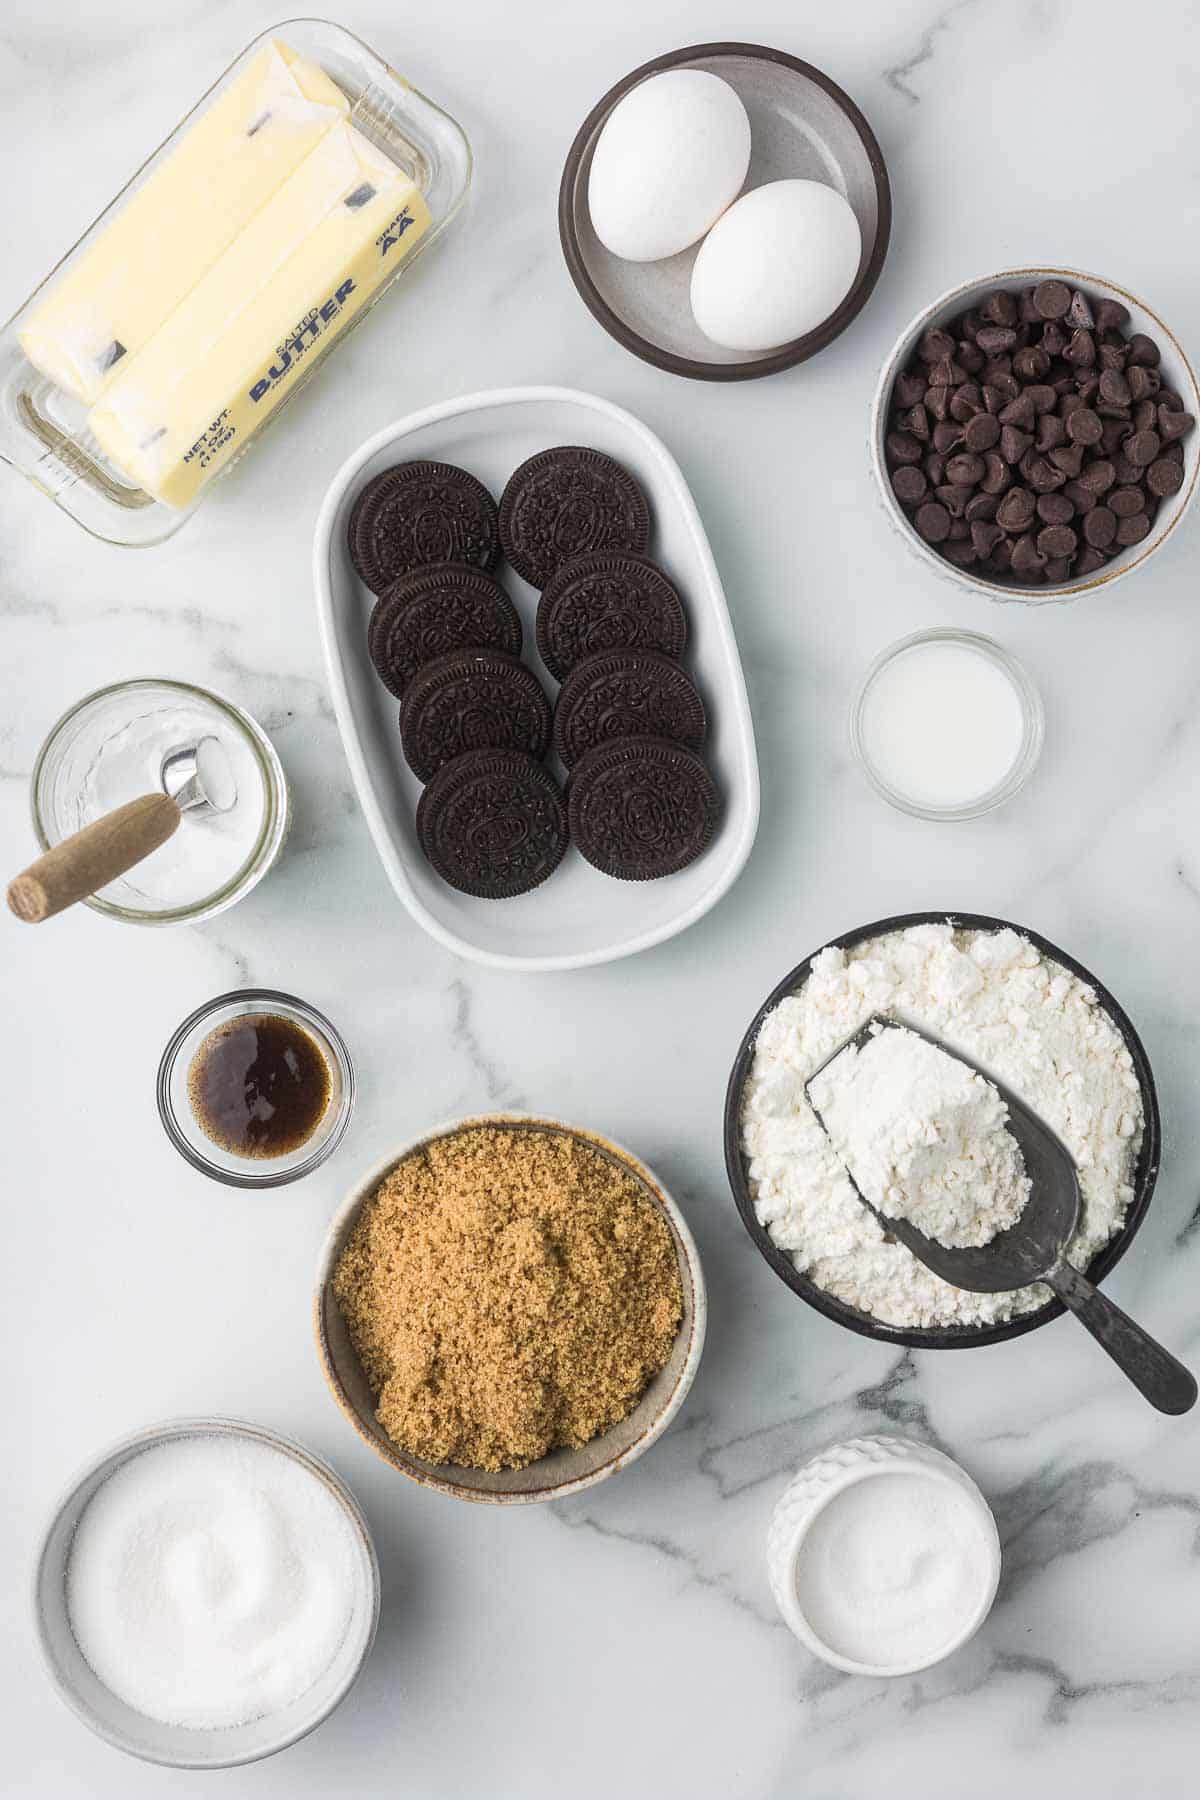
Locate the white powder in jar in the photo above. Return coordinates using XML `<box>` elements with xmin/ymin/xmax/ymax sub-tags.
<box><xmin>794</xmin><ymin>1470</ymin><xmax>995</xmax><ymax>1670</ymax></box>
<box><xmin>807</xmin><ymin>1024</ymin><xmax>1030</xmax><ymax>1248</ymax></box>
<box><xmin>66</xmin><ymin>1434</ymin><xmax>359</xmax><ymax>1729</ymax></box>
<box><xmin>741</xmin><ymin>923</ymin><xmax>1143</xmax><ymax>1329</ymax></box>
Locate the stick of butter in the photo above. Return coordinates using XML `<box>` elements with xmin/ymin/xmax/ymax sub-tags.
<box><xmin>18</xmin><ymin>40</ymin><xmax>349</xmax><ymax>405</ymax></box>
<box><xmin>87</xmin><ymin>123</ymin><xmax>430</xmax><ymax>508</ymax></box>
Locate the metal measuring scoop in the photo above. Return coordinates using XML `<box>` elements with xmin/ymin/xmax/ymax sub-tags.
<box><xmin>805</xmin><ymin>1015</ymin><xmax>1196</xmax><ymax>1415</ymax></box>
<box><xmin>7</xmin><ymin>736</ymin><xmax>237</xmax><ymax>924</ymax></box>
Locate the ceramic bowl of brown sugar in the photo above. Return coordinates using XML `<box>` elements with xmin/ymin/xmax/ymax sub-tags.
<box><xmin>314</xmin><ymin>1113</ymin><xmax>706</xmax><ymax>1503</ymax></box>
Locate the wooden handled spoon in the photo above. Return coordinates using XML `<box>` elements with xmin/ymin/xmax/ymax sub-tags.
<box><xmin>7</xmin><ymin>736</ymin><xmax>236</xmax><ymax>924</ymax></box>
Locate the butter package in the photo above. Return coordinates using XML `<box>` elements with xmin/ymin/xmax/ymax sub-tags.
<box><xmin>0</xmin><ymin>22</ymin><xmax>470</xmax><ymax>543</ymax></box>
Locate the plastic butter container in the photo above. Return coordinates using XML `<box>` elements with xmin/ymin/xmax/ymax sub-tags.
<box><xmin>0</xmin><ymin>20</ymin><xmax>470</xmax><ymax>544</ymax></box>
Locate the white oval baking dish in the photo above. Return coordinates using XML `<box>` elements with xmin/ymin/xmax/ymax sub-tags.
<box><xmin>313</xmin><ymin>385</ymin><xmax>759</xmax><ymax>971</ymax></box>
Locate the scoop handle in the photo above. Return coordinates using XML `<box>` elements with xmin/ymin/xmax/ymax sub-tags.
<box><xmin>6</xmin><ymin>793</ymin><xmax>180</xmax><ymax>923</ymax></box>
<box><xmin>1048</xmin><ymin>1261</ymin><xmax>1197</xmax><ymax>1414</ymax></box>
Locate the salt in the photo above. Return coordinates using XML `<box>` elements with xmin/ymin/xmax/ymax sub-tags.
<box><xmin>66</xmin><ymin>1434</ymin><xmax>358</xmax><ymax>1730</ymax></box>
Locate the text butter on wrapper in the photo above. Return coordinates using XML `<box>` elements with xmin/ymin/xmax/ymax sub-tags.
<box><xmin>88</xmin><ymin>124</ymin><xmax>430</xmax><ymax>507</ymax></box>
<box><xmin>18</xmin><ymin>41</ymin><xmax>350</xmax><ymax>405</ymax></box>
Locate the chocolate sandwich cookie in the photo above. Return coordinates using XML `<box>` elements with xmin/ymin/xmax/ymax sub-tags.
<box><xmin>568</xmin><ymin>736</ymin><xmax>720</xmax><ymax>881</ymax></box>
<box><xmin>367</xmin><ymin>564</ymin><xmax>522</xmax><ymax>699</ymax></box>
<box><xmin>400</xmin><ymin>649</ymin><xmax>552</xmax><ymax>784</ymax></box>
<box><xmin>553</xmin><ymin>650</ymin><xmax>707</xmax><ymax>768</ymax></box>
<box><xmin>350</xmin><ymin>461</ymin><xmax>500</xmax><ymax>594</ymax></box>
<box><xmin>417</xmin><ymin>749</ymin><xmax>568</xmax><ymax>899</ymax></box>
<box><xmin>535</xmin><ymin>553</ymin><xmax>687</xmax><ymax>682</ymax></box>
<box><xmin>499</xmin><ymin>447</ymin><xmax>651</xmax><ymax>588</ymax></box>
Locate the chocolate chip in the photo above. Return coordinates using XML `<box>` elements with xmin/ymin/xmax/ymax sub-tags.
<box><xmin>999</xmin><ymin>392</ymin><xmax>1036</xmax><ymax>429</ymax></box>
<box><xmin>947</xmin><ymin>517</ymin><xmax>971</xmax><ymax>541</ymax></box>
<box><xmin>1125</xmin><ymin>429</ymin><xmax>1161</xmax><ymax>467</ymax></box>
<box><xmin>1127</xmin><ymin>365</ymin><xmax>1160</xmax><ymax>402</ymax></box>
<box><xmin>1132</xmin><ymin>400</ymin><xmax>1158</xmax><ymax>435</ymax></box>
<box><xmin>1042</xmin><ymin>558</ymin><xmax>1072</xmax><ymax>584</ymax></box>
<box><xmin>1095</xmin><ymin>298</ymin><xmax>1130</xmax><ymax>331</ymax></box>
<box><xmin>1147</xmin><ymin>457</ymin><xmax>1184</xmax><ymax>497</ymax></box>
<box><xmin>1019</xmin><ymin>287</ymin><xmax>1041</xmax><ymax>323</ymax></box>
<box><xmin>958</xmin><ymin>343</ymin><xmax>986</xmax><ymax>375</ymax></box>
<box><xmin>1027</xmin><ymin>456</ymin><xmax>1067</xmax><ymax>492</ymax></box>
<box><xmin>918</xmin><ymin>327</ymin><xmax>955</xmax><ymax>364</ymax></box>
<box><xmin>915</xmin><ymin>502</ymin><xmax>951</xmax><ymax>543</ymax></box>
<box><xmin>1083</xmin><ymin>506</ymin><xmax>1117</xmax><ymax>548</ymax></box>
<box><xmin>1066</xmin><ymin>407</ymin><xmax>1103</xmax><ymax>445</ymax></box>
<box><xmin>949</xmin><ymin>383</ymin><xmax>985</xmax><ymax>422</ymax></box>
<box><xmin>983</xmin><ymin>291</ymin><xmax>1019</xmax><ymax>327</ymax></box>
<box><xmin>999</xmin><ymin>425</ymin><xmax>1033</xmax><ymax>464</ymax></box>
<box><xmin>1037</xmin><ymin>492</ymin><xmax>1075</xmax><ymax>524</ymax></box>
<box><xmin>1037</xmin><ymin>523</ymin><xmax>1077</xmax><ymax>558</ymax></box>
<box><xmin>1099</xmin><ymin>342</ymin><xmax>1128</xmax><ymax>372</ymax></box>
<box><xmin>1067</xmin><ymin>290</ymin><xmax>1095</xmax><ymax>330</ymax></box>
<box><xmin>892</xmin><ymin>465</ymin><xmax>927</xmax><ymax>506</ymax></box>
<box><xmin>1099</xmin><ymin>418</ymin><xmax>1132</xmax><ymax>455</ymax></box>
<box><xmin>1115</xmin><ymin>512</ymin><xmax>1151</xmax><ymax>545</ymax></box>
<box><xmin>1079</xmin><ymin>458</ymin><xmax>1116</xmax><ymax>494</ymax></box>
<box><xmin>933</xmin><ymin>419</ymin><xmax>963</xmax><ymax>452</ymax></box>
<box><xmin>930</xmin><ymin>356</ymin><xmax>967</xmax><ymax>387</ymax></box>
<box><xmin>1026</xmin><ymin>384</ymin><xmax>1058</xmax><ymax>415</ymax></box>
<box><xmin>970</xmin><ymin>521</ymin><xmax>1004</xmax><ymax>557</ymax></box>
<box><xmin>1011</xmin><ymin>532</ymin><xmax>1046</xmax><ymax>573</ymax></box>
<box><xmin>1036</xmin><ymin>414</ymin><xmax>1066</xmax><ymax>452</ymax></box>
<box><xmin>1014</xmin><ymin>347</ymin><xmax>1050</xmax><ymax>383</ymax></box>
<box><xmin>963</xmin><ymin>413</ymin><xmax>1001</xmax><ymax>452</ymax></box>
<box><xmin>926</xmin><ymin>385</ymin><xmax>952</xmax><ymax>421</ymax></box>
<box><xmin>982</xmin><ymin>384</ymin><xmax>1006</xmax><ymax>414</ymax></box>
<box><xmin>997</xmin><ymin>487</ymin><xmax>1036</xmax><ymax>531</ymax></box>
<box><xmin>1098</xmin><ymin>369</ymin><xmax>1131</xmax><ymax>406</ymax></box>
<box><xmin>945</xmin><ymin>453</ymin><xmax>986</xmax><ymax>486</ymax></box>
<box><xmin>1049</xmin><ymin>444</ymin><xmax>1085</xmax><ymax>478</ymax></box>
<box><xmin>943</xmin><ymin>539</ymin><xmax>978</xmax><ymax>567</ymax></box>
<box><xmin>1075</xmin><ymin>545</ymin><xmax>1108</xmax><ymax>576</ymax></box>
<box><xmin>981</xmin><ymin>452</ymin><xmax>1012</xmax><ymax>494</ymax></box>
<box><xmin>965</xmin><ymin>491</ymin><xmax>999</xmax><ymax>521</ymax></box>
<box><xmin>985</xmin><ymin>367</ymin><xmax>1020</xmax><ymax>400</ymax></box>
<box><xmin>1159</xmin><ymin>407</ymin><xmax>1195</xmax><ymax>442</ymax></box>
<box><xmin>895</xmin><ymin>371</ymin><xmax>927</xmax><ymax>408</ymax></box>
<box><xmin>1126</xmin><ymin>333</ymin><xmax>1160</xmax><ymax>368</ymax></box>
<box><xmin>1062</xmin><ymin>480</ymin><xmax>1097</xmax><ymax>514</ymax></box>
<box><xmin>925</xmin><ymin>452</ymin><xmax>948</xmax><ymax>486</ymax></box>
<box><xmin>1063</xmin><ymin>328</ymin><xmax>1096</xmax><ymax>368</ymax></box>
<box><xmin>975</xmin><ymin>325</ymin><xmax>1017</xmax><ymax>354</ymax></box>
<box><xmin>934</xmin><ymin>484</ymin><xmax>976</xmax><ymax>517</ymax></box>
<box><xmin>1042</xmin><ymin>323</ymin><xmax>1067</xmax><ymax>358</ymax></box>
<box><xmin>1033</xmin><ymin>280</ymin><xmax>1072</xmax><ymax>320</ymax></box>
<box><xmin>1108</xmin><ymin>486</ymin><xmax>1145</xmax><ymax>517</ymax></box>
<box><xmin>900</xmin><ymin>404</ymin><xmax>931</xmax><ymax>440</ymax></box>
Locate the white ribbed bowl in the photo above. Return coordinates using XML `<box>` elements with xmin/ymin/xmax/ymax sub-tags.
<box><xmin>767</xmin><ymin>1433</ymin><xmax>1000</xmax><ymax>1676</ymax></box>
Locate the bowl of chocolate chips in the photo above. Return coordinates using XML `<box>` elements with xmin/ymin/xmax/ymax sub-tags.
<box><xmin>872</xmin><ymin>269</ymin><xmax>1199</xmax><ymax>601</ymax></box>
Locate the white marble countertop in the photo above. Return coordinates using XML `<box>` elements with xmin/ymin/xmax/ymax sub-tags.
<box><xmin>3</xmin><ymin>0</ymin><xmax>1199</xmax><ymax>1793</ymax></box>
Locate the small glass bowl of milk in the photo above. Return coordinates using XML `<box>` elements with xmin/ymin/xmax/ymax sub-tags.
<box><xmin>851</xmin><ymin>628</ymin><xmax>1043</xmax><ymax>820</ymax></box>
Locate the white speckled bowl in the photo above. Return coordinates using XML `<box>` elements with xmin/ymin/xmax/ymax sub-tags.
<box><xmin>33</xmin><ymin>1418</ymin><xmax>380</xmax><ymax>1769</ymax></box>
<box><xmin>871</xmin><ymin>268</ymin><xmax>1199</xmax><ymax>603</ymax></box>
<box><xmin>767</xmin><ymin>1434</ymin><xmax>1001</xmax><ymax>1677</ymax></box>
<box><xmin>315</xmin><ymin>1113</ymin><xmax>706</xmax><ymax>1504</ymax></box>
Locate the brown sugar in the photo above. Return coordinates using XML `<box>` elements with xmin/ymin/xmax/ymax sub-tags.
<box><xmin>332</xmin><ymin>1126</ymin><xmax>684</xmax><ymax>1471</ymax></box>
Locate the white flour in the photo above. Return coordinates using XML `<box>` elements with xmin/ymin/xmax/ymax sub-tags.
<box><xmin>741</xmin><ymin>924</ymin><xmax>1143</xmax><ymax>1329</ymax></box>
<box><xmin>808</xmin><ymin>1025</ymin><xmax>1031</xmax><ymax>1248</ymax></box>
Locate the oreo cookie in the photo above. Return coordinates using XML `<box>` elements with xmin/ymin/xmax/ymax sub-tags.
<box><xmin>400</xmin><ymin>650</ymin><xmax>551</xmax><ymax>783</ymax></box>
<box><xmin>367</xmin><ymin>564</ymin><xmax>522</xmax><ymax>699</ymax></box>
<box><xmin>350</xmin><ymin>461</ymin><xmax>500</xmax><ymax>594</ymax></box>
<box><xmin>417</xmin><ymin>749</ymin><xmax>568</xmax><ymax>898</ymax></box>
<box><xmin>499</xmin><ymin>447</ymin><xmax>650</xmax><ymax>588</ymax></box>
<box><xmin>553</xmin><ymin>650</ymin><xmax>706</xmax><ymax>768</ymax></box>
<box><xmin>536</xmin><ymin>553</ymin><xmax>687</xmax><ymax>682</ymax></box>
<box><xmin>568</xmin><ymin>736</ymin><xmax>720</xmax><ymax>881</ymax></box>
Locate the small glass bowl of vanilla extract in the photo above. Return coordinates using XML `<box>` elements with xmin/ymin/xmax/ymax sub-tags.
<box><xmin>157</xmin><ymin>991</ymin><xmax>354</xmax><ymax>1187</ymax></box>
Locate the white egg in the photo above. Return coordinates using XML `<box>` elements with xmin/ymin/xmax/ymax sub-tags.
<box><xmin>689</xmin><ymin>179</ymin><xmax>863</xmax><ymax>352</ymax></box>
<box><xmin>588</xmin><ymin>69</ymin><xmax>751</xmax><ymax>263</ymax></box>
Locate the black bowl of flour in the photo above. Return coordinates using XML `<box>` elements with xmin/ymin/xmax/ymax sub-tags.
<box><xmin>723</xmin><ymin>911</ymin><xmax>1161</xmax><ymax>1350</ymax></box>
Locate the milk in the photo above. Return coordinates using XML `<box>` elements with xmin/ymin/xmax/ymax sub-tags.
<box><xmin>859</xmin><ymin>639</ymin><xmax>1026</xmax><ymax>810</ymax></box>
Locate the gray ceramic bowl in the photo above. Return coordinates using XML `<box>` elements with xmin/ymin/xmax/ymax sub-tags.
<box><xmin>559</xmin><ymin>42</ymin><xmax>891</xmax><ymax>380</ymax></box>
<box><xmin>315</xmin><ymin>1113</ymin><xmax>706</xmax><ymax>1502</ymax></box>
<box><xmin>871</xmin><ymin>268</ymin><xmax>1200</xmax><ymax>602</ymax></box>
<box><xmin>33</xmin><ymin>1417</ymin><xmax>380</xmax><ymax>1769</ymax></box>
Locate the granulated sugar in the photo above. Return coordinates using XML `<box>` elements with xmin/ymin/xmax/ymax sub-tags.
<box><xmin>66</xmin><ymin>1434</ymin><xmax>358</xmax><ymax>1729</ymax></box>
